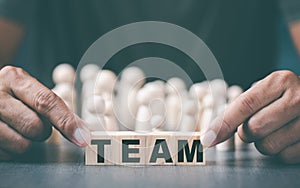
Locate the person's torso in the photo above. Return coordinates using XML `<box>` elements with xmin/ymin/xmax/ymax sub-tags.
<box><xmin>15</xmin><ymin>0</ymin><xmax>280</xmax><ymax>88</ymax></box>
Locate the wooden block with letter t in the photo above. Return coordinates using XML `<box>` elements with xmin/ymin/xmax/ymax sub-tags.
<box><xmin>85</xmin><ymin>131</ymin><xmax>118</xmax><ymax>165</ymax></box>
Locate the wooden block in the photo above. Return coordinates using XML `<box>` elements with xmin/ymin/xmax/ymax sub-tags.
<box><xmin>114</xmin><ymin>131</ymin><xmax>146</xmax><ymax>165</ymax></box>
<box><xmin>85</xmin><ymin>131</ymin><xmax>118</xmax><ymax>165</ymax></box>
<box><xmin>175</xmin><ymin>132</ymin><xmax>205</xmax><ymax>165</ymax></box>
<box><xmin>86</xmin><ymin>131</ymin><xmax>205</xmax><ymax>166</ymax></box>
<box><xmin>145</xmin><ymin>132</ymin><xmax>176</xmax><ymax>165</ymax></box>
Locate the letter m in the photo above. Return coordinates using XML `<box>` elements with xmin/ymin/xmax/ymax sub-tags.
<box><xmin>177</xmin><ymin>140</ymin><xmax>203</xmax><ymax>163</ymax></box>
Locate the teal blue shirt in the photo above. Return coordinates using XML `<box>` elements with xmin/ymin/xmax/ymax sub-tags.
<box><xmin>0</xmin><ymin>0</ymin><xmax>297</xmax><ymax>88</ymax></box>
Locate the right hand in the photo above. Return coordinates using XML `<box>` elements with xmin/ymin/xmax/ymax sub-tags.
<box><xmin>201</xmin><ymin>71</ymin><xmax>300</xmax><ymax>164</ymax></box>
<box><xmin>0</xmin><ymin>66</ymin><xmax>91</xmax><ymax>160</ymax></box>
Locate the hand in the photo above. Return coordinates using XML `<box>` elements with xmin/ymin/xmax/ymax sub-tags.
<box><xmin>0</xmin><ymin>66</ymin><xmax>90</xmax><ymax>160</ymax></box>
<box><xmin>201</xmin><ymin>70</ymin><xmax>300</xmax><ymax>164</ymax></box>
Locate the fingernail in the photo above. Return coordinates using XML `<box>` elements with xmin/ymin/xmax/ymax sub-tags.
<box><xmin>201</xmin><ymin>130</ymin><xmax>217</xmax><ymax>147</ymax></box>
<box><xmin>73</xmin><ymin>128</ymin><xmax>91</xmax><ymax>147</ymax></box>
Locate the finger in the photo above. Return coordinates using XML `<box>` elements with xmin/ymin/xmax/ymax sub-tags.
<box><xmin>0</xmin><ymin>91</ymin><xmax>52</xmax><ymax>141</ymax></box>
<box><xmin>0</xmin><ymin>120</ymin><xmax>32</xmax><ymax>154</ymax></box>
<box><xmin>0</xmin><ymin>148</ymin><xmax>12</xmax><ymax>161</ymax></box>
<box><xmin>254</xmin><ymin>117</ymin><xmax>300</xmax><ymax>155</ymax></box>
<box><xmin>0</xmin><ymin>66</ymin><xmax>90</xmax><ymax>147</ymax></box>
<box><xmin>201</xmin><ymin>72</ymin><xmax>290</xmax><ymax>147</ymax></box>
<box><xmin>239</xmin><ymin>93</ymin><xmax>300</xmax><ymax>142</ymax></box>
<box><xmin>201</xmin><ymin>71</ymin><xmax>299</xmax><ymax>147</ymax></box>
<box><xmin>278</xmin><ymin>141</ymin><xmax>300</xmax><ymax>164</ymax></box>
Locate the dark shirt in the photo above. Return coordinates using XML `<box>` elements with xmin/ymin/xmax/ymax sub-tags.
<box><xmin>0</xmin><ymin>0</ymin><xmax>299</xmax><ymax>88</ymax></box>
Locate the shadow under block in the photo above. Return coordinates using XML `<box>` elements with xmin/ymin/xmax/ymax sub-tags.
<box><xmin>85</xmin><ymin>131</ymin><xmax>205</xmax><ymax>166</ymax></box>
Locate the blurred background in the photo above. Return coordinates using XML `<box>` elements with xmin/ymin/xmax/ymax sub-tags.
<box><xmin>277</xmin><ymin>18</ymin><xmax>300</xmax><ymax>74</ymax></box>
<box><xmin>1</xmin><ymin>0</ymin><xmax>299</xmax><ymax>90</ymax></box>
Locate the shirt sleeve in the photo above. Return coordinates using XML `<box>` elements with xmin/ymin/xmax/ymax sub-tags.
<box><xmin>0</xmin><ymin>0</ymin><xmax>35</xmax><ymax>24</ymax></box>
<box><xmin>280</xmin><ymin>0</ymin><xmax>300</xmax><ymax>23</ymax></box>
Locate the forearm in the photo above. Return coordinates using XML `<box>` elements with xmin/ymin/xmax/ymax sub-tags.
<box><xmin>0</xmin><ymin>18</ymin><xmax>23</xmax><ymax>68</ymax></box>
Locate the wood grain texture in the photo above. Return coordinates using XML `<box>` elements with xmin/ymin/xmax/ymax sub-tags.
<box><xmin>86</xmin><ymin>131</ymin><xmax>205</xmax><ymax>166</ymax></box>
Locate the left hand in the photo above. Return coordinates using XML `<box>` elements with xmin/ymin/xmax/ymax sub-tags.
<box><xmin>201</xmin><ymin>70</ymin><xmax>300</xmax><ymax>164</ymax></box>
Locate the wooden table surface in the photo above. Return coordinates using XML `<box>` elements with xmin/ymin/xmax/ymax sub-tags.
<box><xmin>0</xmin><ymin>142</ymin><xmax>300</xmax><ymax>188</ymax></box>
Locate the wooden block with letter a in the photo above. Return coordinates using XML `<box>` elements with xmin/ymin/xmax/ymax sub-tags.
<box><xmin>145</xmin><ymin>132</ymin><xmax>176</xmax><ymax>165</ymax></box>
<box><xmin>85</xmin><ymin>131</ymin><xmax>205</xmax><ymax>166</ymax></box>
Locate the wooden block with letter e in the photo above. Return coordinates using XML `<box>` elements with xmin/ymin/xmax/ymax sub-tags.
<box><xmin>85</xmin><ymin>131</ymin><xmax>205</xmax><ymax>166</ymax></box>
<box><xmin>115</xmin><ymin>131</ymin><xmax>147</xmax><ymax>165</ymax></box>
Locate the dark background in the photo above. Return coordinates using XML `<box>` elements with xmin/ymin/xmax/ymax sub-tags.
<box><xmin>277</xmin><ymin>19</ymin><xmax>300</xmax><ymax>74</ymax></box>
